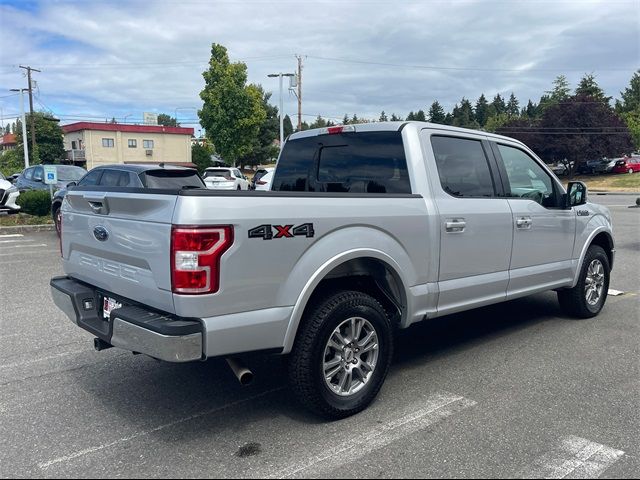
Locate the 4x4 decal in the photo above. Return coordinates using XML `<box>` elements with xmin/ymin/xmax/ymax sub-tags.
<box><xmin>248</xmin><ymin>223</ymin><xmax>315</xmax><ymax>240</ymax></box>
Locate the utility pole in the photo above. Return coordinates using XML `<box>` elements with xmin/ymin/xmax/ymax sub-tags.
<box><xmin>296</xmin><ymin>55</ymin><xmax>303</xmax><ymax>131</ymax></box>
<box><xmin>19</xmin><ymin>65</ymin><xmax>40</xmax><ymax>162</ymax></box>
<box><xmin>9</xmin><ymin>88</ymin><xmax>29</xmax><ymax>168</ymax></box>
<box><xmin>268</xmin><ymin>72</ymin><xmax>295</xmax><ymax>148</ymax></box>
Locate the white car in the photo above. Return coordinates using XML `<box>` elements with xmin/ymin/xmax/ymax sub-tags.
<box><xmin>203</xmin><ymin>167</ymin><xmax>250</xmax><ymax>190</ymax></box>
<box><xmin>255</xmin><ymin>170</ymin><xmax>274</xmax><ymax>191</ymax></box>
<box><xmin>0</xmin><ymin>172</ymin><xmax>20</xmax><ymax>213</ymax></box>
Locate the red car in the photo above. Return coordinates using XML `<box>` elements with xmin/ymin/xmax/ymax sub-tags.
<box><xmin>612</xmin><ymin>156</ymin><xmax>640</xmax><ymax>174</ymax></box>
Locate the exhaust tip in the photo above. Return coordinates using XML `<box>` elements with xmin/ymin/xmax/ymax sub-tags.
<box><xmin>93</xmin><ymin>338</ymin><xmax>113</xmax><ymax>352</ymax></box>
<box><xmin>226</xmin><ymin>358</ymin><xmax>254</xmax><ymax>386</ymax></box>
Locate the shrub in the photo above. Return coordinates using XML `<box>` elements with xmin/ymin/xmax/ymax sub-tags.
<box><xmin>16</xmin><ymin>190</ymin><xmax>52</xmax><ymax>216</ymax></box>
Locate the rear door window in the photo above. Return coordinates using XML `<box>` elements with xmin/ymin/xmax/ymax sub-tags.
<box><xmin>141</xmin><ymin>169</ymin><xmax>205</xmax><ymax>189</ymax></box>
<box><xmin>78</xmin><ymin>169</ymin><xmax>102</xmax><ymax>186</ymax></box>
<box><xmin>272</xmin><ymin>131</ymin><xmax>411</xmax><ymax>194</ymax></box>
<box><xmin>431</xmin><ymin>136</ymin><xmax>496</xmax><ymax>198</ymax></box>
<box><xmin>99</xmin><ymin>169</ymin><xmax>132</xmax><ymax>187</ymax></box>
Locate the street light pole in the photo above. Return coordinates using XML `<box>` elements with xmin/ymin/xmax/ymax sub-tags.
<box><xmin>10</xmin><ymin>88</ymin><xmax>29</xmax><ymax>168</ymax></box>
<box><xmin>268</xmin><ymin>72</ymin><xmax>295</xmax><ymax>148</ymax></box>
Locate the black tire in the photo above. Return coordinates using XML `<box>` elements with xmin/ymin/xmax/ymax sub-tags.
<box><xmin>558</xmin><ymin>245</ymin><xmax>610</xmax><ymax>318</ymax></box>
<box><xmin>288</xmin><ymin>290</ymin><xmax>393</xmax><ymax>419</ymax></box>
<box><xmin>53</xmin><ymin>205</ymin><xmax>62</xmax><ymax>237</ymax></box>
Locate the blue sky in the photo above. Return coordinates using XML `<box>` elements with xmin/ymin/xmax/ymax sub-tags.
<box><xmin>0</xmin><ymin>0</ymin><xmax>638</xmax><ymax>131</ymax></box>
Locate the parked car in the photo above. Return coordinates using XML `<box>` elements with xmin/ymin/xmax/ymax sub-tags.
<box><xmin>576</xmin><ymin>159</ymin><xmax>609</xmax><ymax>175</ymax></box>
<box><xmin>251</xmin><ymin>167</ymin><xmax>275</xmax><ymax>190</ymax></box>
<box><xmin>203</xmin><ymin>167</ymin><xmax>250</xmax><ymax>190</ymax></box>
<box><xmin>0</xmin><ymin>172</ymin><xmax>20</xmax><ymax>213</ymax></box>
<box><xmin>611</xmin><ymin>157</ymin><xmax>640</xmax><ymax>174</ymax></box>
<box><xmin>52</xmin><ymin>122</ymin><xmax>614</xmax><ymax>419</ymax></box>
<box><xmin>16</xmin><ymin>164</ymin><xmax>87</xmax><ymax>192</ymax></box>
<box><xmin>51</xmin><ymin>164</ymin><xmax>205</xmax><ymax>235</ymax></box>
<box><xmin>254</xmin><ymin>169</ymin><xmax>274</xmax><ymax>191</ymax></box>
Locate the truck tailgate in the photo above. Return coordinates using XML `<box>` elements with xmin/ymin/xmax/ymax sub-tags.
<box><xmin>62</xmin><ymin>190</ymin><xmax>178</xmax><ymax>314</ymax></box>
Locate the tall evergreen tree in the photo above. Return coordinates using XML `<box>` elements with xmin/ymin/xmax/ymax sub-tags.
<box><xmin>415</xmin><ymin>110</ymin><xmax>426</xmax><ymax>121</ymax></box>
<box><xmin>547</xmin><ymin>75</ymin><xmax>571</xmax><ymax>102</ymax></box>
<box><xmin>506</xmin><ymin>93</ymin><xmax>520</xmax><ymax>117</ymax></box>
<box><xmin>342</xmin><ymin>114</ymin><xmax>350</xmax><ymax>125</ymax></box>
<box><xmin>575</xmin><ymin>74</ymin><xmax>611</xmax><ymax>104</ymax></box>
<box><xmin>351</xmin><ymin>114</ymin><xmax>359</xmax><ymax>124</ymax></box>
<box><xmin>428</xmin><ymin>101</ymin><xmax>446</xmax><ymax>124</ymax></box>
<box><xmin>491</xmin><ymin>94</ymin><xmax>506</xmax><ymax>115</ymax></box>
<box><xmin>379</xmin><ymin>111</ymin><xmax>388</xmax><ymax>122</ymax></box>
<box><xmin>475</xmin><ymin>94</ymin><xmax>490</xmax><ymax>126</ymax></box>
<box><xmin>615</xmin><ymin>70</ymin><xmax>640</xmax><ymax>113</ymax></box>
<box><xmin>524</xmin><ymin>100</ymin><xmax>538</xmax><ymax>119</ymax></box>
<box><xmin>283</xmin><ymin>114</ymin><xmax>294</xmax><ymax>138</ymax></box>
<box><xmin>406</xmin><ymin>111</ymin><xmax>415</xmax><ymax>121</ymax></box>
<box><xmin>390</xmin><ymin>113</ymin><xmax>402</xmax><ymax>121</ymax></box>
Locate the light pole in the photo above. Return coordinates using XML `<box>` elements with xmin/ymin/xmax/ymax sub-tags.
<box><xmin>10</xmin><ymin>88</ymin><xmax>29</xmax><ymax>168</ymax></box>
<box><xmin>268</xmin><ymin>73</ymin><xmax>295</xmax><ymax>147</ymax></box>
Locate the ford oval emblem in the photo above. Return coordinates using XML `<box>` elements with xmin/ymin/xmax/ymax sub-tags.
<box><xmin>93</xmin><ymin>226</ymin><xmax>109</xmax><ymax>242</ymax></box>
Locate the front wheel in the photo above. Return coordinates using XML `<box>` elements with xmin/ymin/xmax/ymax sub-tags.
<box><xmin>53</xmin><ymin>206</ymin><xmax>62</xmax><ymax>237</ymax></box>
<box><xmin>288</xmin><ymin>290</ymin><xmax>393</xmax><ymax>419</ymax></box>
<box><xmin>558</xmin><ymin>245</ymin><xmax>610</xmax><ymax>318</ymax></box>
<box><xmin>629</xmin><ymin>168</ymin><xmax>634</xmax><ymax>174</ymax></box>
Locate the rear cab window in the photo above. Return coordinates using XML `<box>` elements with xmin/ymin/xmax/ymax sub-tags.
<box><xmin>430</xmin><ymin>136</ymin><xmax>496</xmax><ymax>198</ymax></box>
<box><xmin>272</xmin><ymin>131</ymin><xmax>411</xmax><ymax>194</ymax></box>
<box><xmin>141</xmin><ymin>169</ymin><xmax>205</xmax><ymax>189</ymax></box>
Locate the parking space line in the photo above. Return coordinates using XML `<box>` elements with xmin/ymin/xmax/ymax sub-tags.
<box><xmin>37</xmin><ymin>387</ymin><xmax>285</xmax><ymax>470</ymax></box>
<box><xmin>270</xmin><ymin>393</ymin><xmax>477</xmax><ymax>479</ymax></box>
<box><xmin>0</xmin><ymin>243</ymin><xmax>48</xmax><ymax>249</ymax></box>
<box><xmin>0</xmin><ymin>234</ymin><xmax>24</xmax><ymax>238</ymax></box>
<box><xmin>518</xmin><ymin>435</ymin><xmax>624</xmax><ymax>479</ymax></box>
<box><xmin>0</xmin><ymin>239</ymin><xmax>34</xmax><ymax>243</ymax></box>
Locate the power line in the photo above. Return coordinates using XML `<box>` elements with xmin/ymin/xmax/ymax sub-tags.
<box><xmin>306</xmin><ymin>55</ymin><xmax>633</xmax><ymax>73</ymax></box>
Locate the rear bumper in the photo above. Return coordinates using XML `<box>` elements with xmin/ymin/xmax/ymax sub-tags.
<box><xmin>50</xmin><ymin>276</ymin><xmax>203</xmax><ymax>362</ymax></box>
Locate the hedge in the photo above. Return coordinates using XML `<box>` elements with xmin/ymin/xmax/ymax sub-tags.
<box><xmin>16</xmin><ymin>190</ymin><xmax>52</xmax><ymax>216</ymax></box>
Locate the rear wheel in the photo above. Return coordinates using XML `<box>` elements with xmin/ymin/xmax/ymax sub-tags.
<box><xmin>558</xmin><ymin>245</ymin><xmax>610</xmax><ymax>318</ymax></box>
<box><xmin>288</xmin><ymin>290</ymin><xmax>393</xmax><ymax>419</ymax></box>
<box><xmin>629</xmin><ymin>168</ymin><xmax>634</xmax><ymax>174</ymax></box>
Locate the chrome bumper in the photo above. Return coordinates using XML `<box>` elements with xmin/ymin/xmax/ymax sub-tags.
<box><xmin>50</xmin><ymin>276</ymin><xmax>203</xmax><ymax>363</ymax></box>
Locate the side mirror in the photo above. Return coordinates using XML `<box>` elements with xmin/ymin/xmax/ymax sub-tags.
<box><xmin>66</xmin><ymin>181</ymin><xmax>77</xmax><ymax>188</ymax></box>
<box><xmin>564</xmin><ymin>181</ymin><xmax>587</xmax><ymax>208</ymax></box>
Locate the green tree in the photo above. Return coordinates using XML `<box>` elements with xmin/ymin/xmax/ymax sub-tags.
<box><xmin>379</xmin><ymin>111</ymin><xmax>388</xmax><ymax>122</ymax></box>
<box><xmin>0</xmin><ymin>149</ymin><xmax>24</xmax><ymax>177</ymax></box>
<box><xmin>390</xmin><ymin>113</ymin><xmax>402</xmax><ymax>121</ymax></box>
<box><xmin>452</xmin><ymin>98</ymin><xmax>476</xmax><ymax>128</ymax></box>
<box><xmin>238</xmin><ymin>87</ymin><xmax>280</xmax><ymax>168</ymax></box>
<box><xmin>406</xmin><ymin>111</ymin><xmax>415</xmax><ymax>121</ymax></box>
<box><xmin>548</xmin><ymin>75</ymin><xmax>571</xmax><ymax>102</ymax></box>
<box><xmin>283</xmin><ymin>114</ymin><xmax>294</xmax><ymax>138</ymax></box>
<box><xmin>616</xmin><ymin>70</ymin><xmax>640</xmax><ymax>113</ymax></box>
<box><xmin>415</xmin><ymin>110</ymin><xmax>426</xmax><ymax>121</ymax></box>
<box><xmin>3</xmin><ymin>124</ymin><xmax>9</xmax><ymax>135</ymax></box>
<box><xmin>474</xmin><ymin>94</ymin><xmax>490</xmax><ymax>126</ymax></box>
<box><xmin>351</xmin><ymin>114</ymin><xmax>359</xmax><ymax>124</ymax></box>
<box><xmin>342</xmin><ymin>114</ymin><xmax>350</xmax><ymax>125</ymax></box>
<box><xmin>506</xmin><ymin>93</ymin><xmax>520</xmax><ymax>117</ymax></box>
<box><xmin>198</xmin><ymin>43</ymin><xmax>266</xmax><ymax>166</ymax></box>
<box><xmin>191</xmin><ymin>143</ymin><xmax>214</xmax><ymax>174</ymax></box>
<box><xmin>15</xmin><ymin>112</ymin><xmax>65</xmax><ymax>164</ymax></box>
<box><xmin>575</xmin><ymin>74</ymin><xmax>611</xmax><ymax>105</ymax></box>
<box><xmin>491</xmin><ymin>94</ymin><xmax>506</xmax><ymax>115</ymax></box>
<box><xmin>428</xmin><ymin>101</ymin><xmax>446</xmax><ymax>124</ymax></box>
<box><xmin>157</xmin><ymin>113</ymin><xmax>180</xmax><ymax>127</ymax></box>
<box><xmin>524</xmin><ymin>100</ymin><xmax>538</xmax><ymax>119</ymax></box>
<box><xmin>309</xmin><ymin>115</ymin><xmax>328</xmax><ymax>129</ymax></box>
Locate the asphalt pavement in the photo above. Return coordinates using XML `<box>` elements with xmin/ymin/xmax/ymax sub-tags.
<box><xmin>0</xmin><ymin>193</ymin><xmax>638</xmax><ymax>478</ymax></box>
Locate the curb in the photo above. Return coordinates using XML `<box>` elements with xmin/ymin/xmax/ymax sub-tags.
<box><xmin>0</xmin><ymin>224</ymin><xmax>56</xmax><ymax>234</ymax></box>
<box><xmin>590</xmin><ymin>191</ymin><xmax>640</xmax><ymax>195</ymax></box>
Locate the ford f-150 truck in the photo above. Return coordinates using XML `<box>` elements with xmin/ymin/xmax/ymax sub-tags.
<box><xmin>51</xmin><ymin>122</ymin><xmax>614</xmax><ymax>419</ymax></box>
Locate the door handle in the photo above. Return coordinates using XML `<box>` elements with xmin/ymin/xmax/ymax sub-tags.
<box><xmin>445</xmin><ymin>219</ymin><xmax>466</xmax><ymax>233</ymax></box>
<box><xmin>516</xmin><ymin>216</ymin><xmax>532</xmax><ymax>229</ymax></box>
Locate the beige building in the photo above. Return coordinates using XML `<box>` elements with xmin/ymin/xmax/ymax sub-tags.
<box><xmin>62</xmin><ymin>122</ymin><xmax>194</xmax><ymax>170</ymax></box>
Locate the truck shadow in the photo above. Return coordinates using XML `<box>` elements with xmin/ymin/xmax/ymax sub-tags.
<box><xmin>69</xmin><ymin>291</ymin><xmax>567</xmax><ymax>432</ymax></box>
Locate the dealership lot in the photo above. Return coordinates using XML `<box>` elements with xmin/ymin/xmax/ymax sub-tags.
<box><xmin>0</xmin><ymin>194</ymin><xmax>638</xmax><ymax>478</ymax></box>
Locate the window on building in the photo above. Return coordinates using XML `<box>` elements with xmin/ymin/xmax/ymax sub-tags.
<box><xmin>71</xmin><ymin>141</ymin><xmax>77</xmax><ymax>150</ymax></box>
<box><xmin>431</xmin><ymin>136</ymin><xmax>496</xmax><ymax>198</ymax></box>
<box><xmin>128</xmin><ymin>139</ymin><xmax>137</xmax><ymax>148</ymax></box>
<box><xmin>102</xmin><ymin>138</ymin><xmax>115</xmax><ymax>148</ymax></box>
<box><xmin>143</xmin><ymin>140</ymin><xmax>154</xmax><ymax>149</ymax></box>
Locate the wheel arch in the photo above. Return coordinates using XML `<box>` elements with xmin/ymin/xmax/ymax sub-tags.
<box><xmin>281</xmin><ymin>250</ymin><xmax>411</xmax><ymax>354</ymax></box>
<box><xmin>572</xmin><ymin>226</ymin><xmax>614</xmax><ymax>287</ymax></box>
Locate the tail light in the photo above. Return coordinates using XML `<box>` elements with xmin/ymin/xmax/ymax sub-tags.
<box><xmin>320</xmin><ymin>125</ymin><xmax>356</xmax><ymax>135</ymax></box>
<box><xmin>171</xmin><ymin>226</ymin><xmax>234</xmax><ymax>294</ymax></box>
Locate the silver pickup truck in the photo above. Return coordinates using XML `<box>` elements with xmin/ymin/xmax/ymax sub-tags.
<box><xmin>51</xmin><ymin>122</ymin><xmax>614</xmax><ymax>418</ymax></box>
